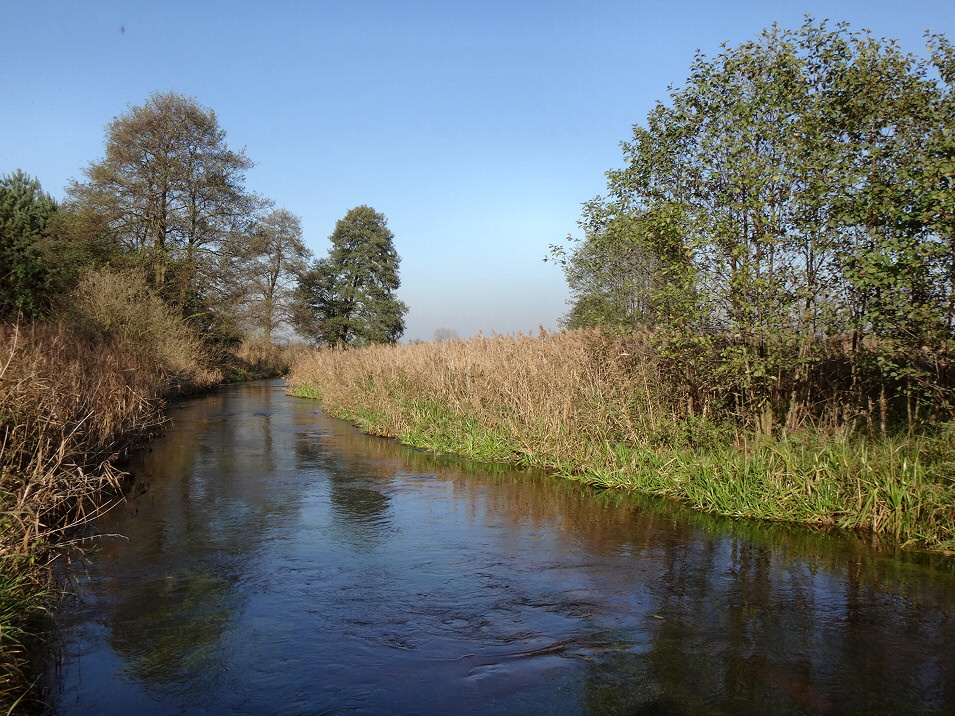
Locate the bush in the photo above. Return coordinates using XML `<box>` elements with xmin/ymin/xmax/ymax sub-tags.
<box><xmin>66</xmin><ymin>268</ymin><xmax>221</xmax><ymax>388</ymax></box>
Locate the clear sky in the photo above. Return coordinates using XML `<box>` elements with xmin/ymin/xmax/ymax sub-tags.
<box><xmin>2</xmin><ymin>1</ymin><xmax>953</xmax><ymax>341</ymax></box>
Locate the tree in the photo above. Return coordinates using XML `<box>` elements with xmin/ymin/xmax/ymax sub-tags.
<box><xmin>294</xmin><ymin>206</ymin><xmax>407</xmax><ymax>345</ymax></box>
<box><xmin>36</xmin><ymin>200</ymin><xmax>120</xmax><ymax>298</ymax></box>
<box><xmin>550</xmin><ymin>212</ymin><xmax>662</xmax><ymax>330</ymax></box>
<box><xmin>433</xmin><ymin>327</ymin><xmax>459</xmax><ymax>342</ymax></box>
<box><xmin>0</xmin><ymin>170</ymin><xmax>56</xmax><ymax>315</ymax></box>
<box><xmin>231</xmin><ymin>208</ymin><xmax>312</xmax><ymax>343</ymax></box>
<box><xmin>567</xmin><ymin>18</ymin><xmax>955</xmax><ymax>426</ymax></box>
<box><xmin>67</xmin><ymin>91</ymin><xmax>255</xmax><ymax>313</ymax></box>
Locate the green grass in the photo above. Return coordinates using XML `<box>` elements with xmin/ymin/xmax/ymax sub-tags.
<box><xmin>0</xmin><ymin>555</ymin><xmax>51</xmax><ymax>711</ymax></box>
<box><xmin>398</xmin><ymin>401</ymin><xmax>521</xmax><ymax>462</ymax></box>
<box><xmin>291</xmin><ymin>384</ymin><xmax>322</xmax><ymax>401</ymax></box>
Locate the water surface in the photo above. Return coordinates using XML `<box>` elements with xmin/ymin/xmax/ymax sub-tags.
<box><xmin>49</xmin><ymin>380</ymin><xmax>955</xmax><ymax>714</ymax></box>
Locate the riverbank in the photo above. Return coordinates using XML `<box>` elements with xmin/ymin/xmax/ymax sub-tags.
<box><xmin>0</xmin><ymin>313</ymin><xmax>299</xmax><ymax>711</ymax></box>
<box><xmin>286</xmin><ymin>329</ymin><xmax>955</xmax><ymax>555</ymax></box>
<box><xmin>0</xmin><ymin>321</ymin><xmax>174</xmax><ymax>709</ymax></box>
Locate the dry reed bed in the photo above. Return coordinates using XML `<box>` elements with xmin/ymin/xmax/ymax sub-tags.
<box><xmin>287</xmin><ymin>329</ymin><xmax>955</xmax><ymax>553</ymax></box>
<box><xmin>232</xmin><ymin>339</ymin><xmax>312</xmax><ymax>380</ymax></box>
<box><xmin>1</xmin><ymin>323</ymin><xmax>165</xmax><ymax>556</ymax></box>
<box><xmin>288</xmin><ymin>328</ymin><xmax>645</xmax><ymax>468</ymax></box>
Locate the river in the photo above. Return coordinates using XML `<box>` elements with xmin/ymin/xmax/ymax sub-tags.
<box><xmin>47</xmin><ymin>379</ymin><xmax>955</xmax><ymax>714</ymax></box>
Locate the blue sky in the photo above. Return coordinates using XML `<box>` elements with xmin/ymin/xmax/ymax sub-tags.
<box><xmin>3</xmin><ymin>1</ymin><xmax>953</xmax><ymax>340</ymax></box>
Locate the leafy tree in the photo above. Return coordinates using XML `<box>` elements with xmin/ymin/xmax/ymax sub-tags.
<box><xmin>566</xmin><ymin>18</ymin><xmax>955</xmax><ymax>427</ymax></box>
<box><xmin>231</xmin><ymin>208</ymin><xmax>312</xmax><ymax>343</ymax></box>
<box><xmin>67</xmin><ymin>91</ymin><xmax>255</xmax><ymax>313</ymax></box>
<box><xmin>0</xmin><ymin>170</ymin><xmax>56</xmax><ymax>315</ymax></box>
<box><xmin>38</xmin><ymin>201</ymin><xmax>121</xmax><ymax>299</ymax></box>
<box><xmin>550</xmin><ymin>212</ymin><xmax>661</xmax><ymax>330</ymax></box>
<box><xmin>295</xmin><ymin>206</ymin><xmax>407</xmax><ymax>345</ymax></box>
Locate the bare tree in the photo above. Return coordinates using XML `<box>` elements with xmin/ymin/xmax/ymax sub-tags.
<box><xmin>232</xmin><ymin>208</ymin><xmax>311</xmax><ymax>343</ymax></box>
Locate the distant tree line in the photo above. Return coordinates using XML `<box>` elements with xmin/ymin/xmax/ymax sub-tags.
<box><xmin>552</xmin><ymin>19</ymin><xmax>955</xmax><ymax>430</ymax></box>
<box><xmin>1</xmin><ymin>91</ymin><xmax>407</xmax><ymax>348</ymax></box>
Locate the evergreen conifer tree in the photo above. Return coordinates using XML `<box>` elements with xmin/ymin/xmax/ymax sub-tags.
<box><xmin>295</xmin><ymin>205</ymin><xmax>407</xmax><ymax>345</ymax></box>
<box><xmin>0</xmin><ymin>170</ymin><xmax>56</xmax><ymax>315</ymax></box>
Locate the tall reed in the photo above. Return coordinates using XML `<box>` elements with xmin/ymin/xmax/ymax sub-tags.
<box><xmin>230</xmin><ymin>338</ymin><xmax>311</xmax><ymax>380</ymax></box>
<box><xmin>0</xmin><ymin>321</ymin><xmax>168</xmax><ymax>708</ymax></box>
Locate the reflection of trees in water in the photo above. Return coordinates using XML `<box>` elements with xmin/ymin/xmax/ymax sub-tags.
<box><xmin>99</xmin><ymin>385</ymin><xmax>955</xmax><ymax>711</ymax></box>
<box><xmin>290</xmin><ymin>403</ymin><xmax>394</xmax><ymax>546</ymax></box>
<box><xmin>96</xmin><ymin>383</ymin><xmax>305</xmax><ymax>691</ymax></box>
<box><xmin>344</xmin><ymin>448</ymin><xmax>955</xmax><ymax>713</ymax></box>
<box><xmin>108</xmin><ymin>568</ymin><xmax>234</xmax><ymax>689</ymax></box>
<box><xmin>574</xmin><ymin>530</ymin><xmax>955</xmax><ymax>714</ymax></box>
<box><xmin>285</xmin><ymin>412</ymin><xmax>955</xmax><ymax>710</ymax></box>
<box><xmin>318</xmin><ymin>445</ymin><xmax>393</xmax><ymax>537</ymax></box>
<box><xmin>124</xmin><ymin>383</ymin><xmax>298</xmax><ymax>557</ymax></box>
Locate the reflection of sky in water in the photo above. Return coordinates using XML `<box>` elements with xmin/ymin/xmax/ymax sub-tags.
<box><xmin>50</xmin><ymin>380</ymin><xmax>955</xmax><ymax>715</ymax></box>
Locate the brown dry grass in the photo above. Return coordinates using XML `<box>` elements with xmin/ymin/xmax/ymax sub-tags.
<box><xmin>231</xmin><ymin>338</ymin><xmax>311</xmax><ymax>380</ymax></box>
<box><xmin>0</xmin><ymin>321</ymin><xmax>171</xmax><ymax>707</ymax></box>
<box><xmin>287</xmin><ymin>328</ymin><xmax>662</xmax><ymax>470</ymax></box>
<box><xmin>0</xmin><ymin>271</ymin><xmax>226</xmax><ymax>709</ymax></box>
<box><xmin>0</xmin><ymin>322</ymin><xmax>167</xmax><ymax>557</ymax></box>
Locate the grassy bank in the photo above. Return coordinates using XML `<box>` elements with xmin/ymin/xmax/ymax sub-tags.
<box><xmin>287</xmin><ymin>329</ymin><xmax>955</xmax><ymax>554</ymax></box>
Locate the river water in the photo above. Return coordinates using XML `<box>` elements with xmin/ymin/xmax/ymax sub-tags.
<box><xmin>48</xmin><ymin>380</ymin><xmax>955</xmax><ymax>714</ymax></box>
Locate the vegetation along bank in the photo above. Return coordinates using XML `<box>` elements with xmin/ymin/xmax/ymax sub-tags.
<box><xmin>287</xmin><ymin>328</ymin><xmax>955</xmax><ymax>554</ymax></box>
<box><xmin>3</xmin><ymin>14</ymin><xmax>954</xmax><ymax>712</ymax></box>
<box><xmin>290</xmin><ymin>20</ymin><xmax>955</xmax><ymax>556</ymax></box>
<box><xmin>0</xmin><ymin>92</ymin><xmax>307</xmax><ymax>710</ymax></box>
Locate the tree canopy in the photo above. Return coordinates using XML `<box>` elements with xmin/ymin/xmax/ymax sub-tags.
<box><xmin>0</xmin><ymin>170</ymin><xmax>56</xmax><ymax>315</ymax></box>
<box><xmin>556</xmin><ymin>19</ymin><xmax>955</xmax><ymax>426</ymax></box>
<box><xmin>295</xmin><ymin>206</ymin><xmax>407</xmax><ymax>346</ymax></box>
<box><xmin>67</xmin><ymin>91</ymin><xmax>255</xmax><ymax>315</ymax></box>
<box><xmin>231</xmin><ymin>208</ymin><xmax>312</xmax><ymax>343</ymax></box>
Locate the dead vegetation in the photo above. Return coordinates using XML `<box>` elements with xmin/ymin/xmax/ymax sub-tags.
<box><xmin>0</xmin><ymin>271</ymin><xmax>227</xmax><ymax>708</ymax></box>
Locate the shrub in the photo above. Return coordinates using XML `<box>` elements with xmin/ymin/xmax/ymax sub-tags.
<box><xmin>66</xmin><ymin>268</ymin><xmax>221</xmax><ymax>388</ymax></box>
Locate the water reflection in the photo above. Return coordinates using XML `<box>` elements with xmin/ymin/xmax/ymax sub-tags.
<box><xmin>49</xmin><ymin>380</ymin><xmax>955</xmax><ymax>715</ymax></box>
<box><xmin>109</xmin><ymin>569</ymin><xmax>233</xmax><ymax>687</ymax></box>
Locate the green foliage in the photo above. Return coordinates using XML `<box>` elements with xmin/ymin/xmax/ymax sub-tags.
<box><xmin>0</xmin><ymin>170</ymin><xmax>56</xmax><ymax>316</ymax></box>
<box><xmin>565</xmin><ymin>18</ymin><xmax>955</xmax><ymax>429</ymax></box>
<box><xmin>38</xmin><ymin>201</ymin><xmax>120</xmax><ymax>297</ymax></box>
<box><xmin>294</xmin><ymin>205</ymin><xmax>408</xmax><ymax>346</ymax></box>
<box><xmin>292</xmin><ymin>383</ymin><xmax>322</xmax><ymax>400</ymax></box>
<box><xmin>551</xmin><ymin>213</ymin><xmax>662</xmax><ymax>329</ymax></box>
